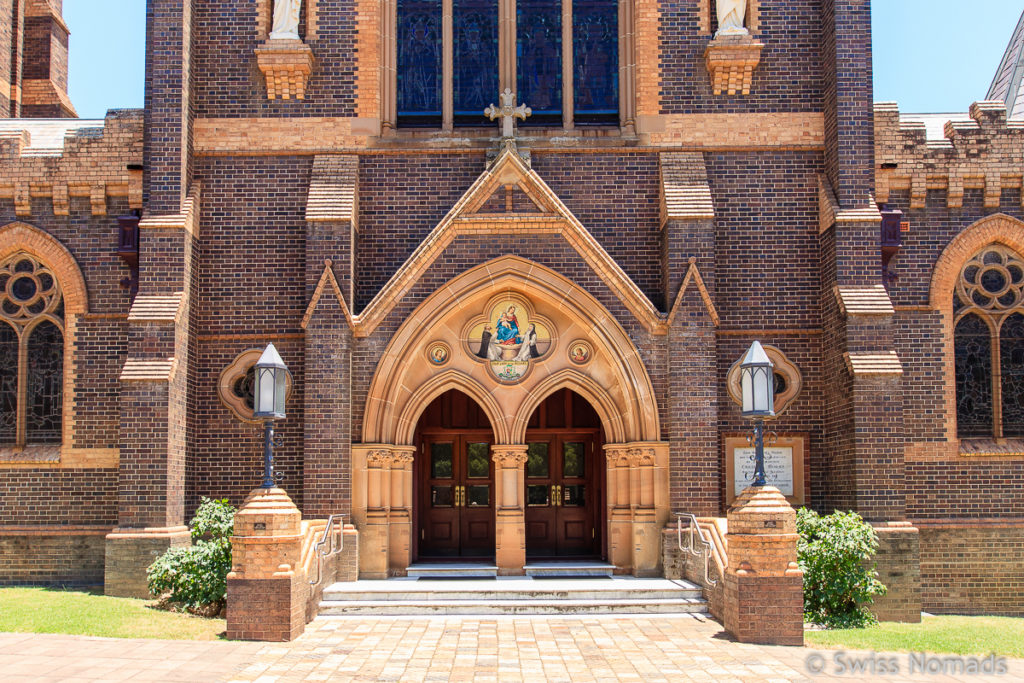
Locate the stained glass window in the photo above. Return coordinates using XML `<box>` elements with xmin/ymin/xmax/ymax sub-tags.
<box><xmin>0</xmin><ymin>323</ymin><xmax>16</xmax><ymax>444</ymax></box>
<box><xmin>397</xmin><ymin>0</ymin><xmax>443</xmax><ymax>126</ymax></box>
<box><xmin>453</xmin><ymin>0</ymin><xmax>498</xmax><ymax>125</ymax></box>
<box><xmin>0</xmin><ymin>254</ymin><xmax>64</xmax><ymax>448</ymax></box>
<box><xmin>1001</xmin><ymin>313</ymin><xmax>1024</xmax><ymax>437</ymax></box>
<box><xmin>26</xmin><ymin>321</ymin><xmax>63</xmax><ymax>444</ymax></box>
<box><xmin>954</xmin><ymin>246</ymin><xmax>1024</xmax><ymax>439</ymax></box>
<box><xmin>573</xmin><ymin>0</ymin><xmax>617</xmax><ymax>124</ymax></box>
<box><xmin>517</xmin><ymin>0</ymin><xmax>562</xmax><ymax>125</ymax></box>
<box><xmin>955</xmin><ymin>314</ymin><xmax>993</xmax><ymax>438</ymax></box>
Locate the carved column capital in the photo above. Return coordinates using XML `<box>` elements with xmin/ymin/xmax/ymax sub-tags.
<box><xmin>491</xmin><ymin>445</ymin><xmax>529</xmax><ymax>468</ymax></box>
<box><xmin>366</xmin><ymin>448</ymin><xmax>392</xmax><ymax>467</ymax></box>
<box><xmin>604</xmin><ymin>444</ymin><xmax>633</xmax><ymax>467</ymax></box>
<box><xmin>389</xmin><ymin>446</ymin><xmax>416</xmax><ymax>468</ymax></box>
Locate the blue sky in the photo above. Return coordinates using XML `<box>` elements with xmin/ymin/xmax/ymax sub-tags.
<box><xmin>64</xmin><ymin>0</ymin><xmax>1024</xmax><ymax>119</ymax></box>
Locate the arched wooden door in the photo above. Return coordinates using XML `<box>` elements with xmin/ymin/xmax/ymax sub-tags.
<box><xmin>414</xmin><ymin>390</ymin><xmax>496</xmax><ymax>560</ymax></box>
<box><xmin>523</xmin><ymin>389</ymin><xmax>604</xmax><ymax>558</ymax></box>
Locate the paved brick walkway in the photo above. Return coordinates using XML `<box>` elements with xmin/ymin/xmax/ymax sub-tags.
<box><xmin>3</xmin><ymin>614</ymin><xmax>1022</xmax><ymax>682</ymax></box>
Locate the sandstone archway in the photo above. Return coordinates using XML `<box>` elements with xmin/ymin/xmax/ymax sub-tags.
<box><xmin>362</xmin><ymin>255</ymin><xmax>660</xmax><ymax>447</ymax></box>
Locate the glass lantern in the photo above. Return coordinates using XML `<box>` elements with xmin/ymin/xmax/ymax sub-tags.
<box><xmin>254</xmin><ymin>343</ymin><xmax>288</xmax><ymax>420</ymax></box>
<box><xmin>740</xmin><ymin>340</ymin><xmax>775</xmax><ymax>419</ymax></box>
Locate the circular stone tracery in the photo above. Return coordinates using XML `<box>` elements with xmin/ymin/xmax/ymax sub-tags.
<box><xmin>955</xmin><ymin>246</ymin><xmax>1024</xmax><ymax>316</ymax></box>
<box><xmin>0</xmin><ymin>255</ymin><xmax>63</xmax><ymax>328</ymax></box>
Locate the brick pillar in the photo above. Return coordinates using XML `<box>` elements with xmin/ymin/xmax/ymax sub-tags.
<box><xmin>723</xmin><ymin>486</ymin><xmax>804</xmax><ymax>646</ymax></box>
<box><xmin>492</xmin><ymin>445</ymin><xmax>528</xmax><ymax>575</ymax></box>
<box><xmin>20</xmin><ymin>0</ymin><xmax>75</xmax><ymax>117</ymax></box>
<box><xmin>226</xmin><ymin>487</ymin><xmax>306</xmax><ymax>642</ymax></box>
<box><xmin>870</xmin><ymin>522</ymin><xmax>921</xmax><ymax>623</ymax></box>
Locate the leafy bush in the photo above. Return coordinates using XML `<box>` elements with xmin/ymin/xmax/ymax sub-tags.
<box><xmin>797</xmin><ymin>507</ymin><xmax>887</xmax><ymax>628</ymax></box>
<box><xmin>147</xmin><ymin>497</ymin><xmax>236</xmax><ymax>613</ymax></box>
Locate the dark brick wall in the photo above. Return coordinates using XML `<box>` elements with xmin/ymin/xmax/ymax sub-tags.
<box><xmin>0</xmin><ymin>533</ymin><xmax>106</xmax><ymax>586</ymax></box>
<box><xmin>532</xmin><ymin>153</ymin><xmax>663</xmax><ymax>309</ymax></box>
<box><xmin>919</xmin><ymin>524</ymin><xmax>1024</xmax><ymax>616</ymax></box>
<box><xmin>355</xmin><ymin>154</ymin><xmax>484</xmax><ymax>311</ymax></box>
<box><xmin>706</xmin><ymin>152</ymin><xmax>823</xmax><ymax>329</ymax></box>
<box><xmin>659</xmin><ymin>0</ymin><xmax>823</xmax><ymax>115</ymax></box>
<box><xmin>194</xmin><ymin>156</ymin><xmax>310</xmax><ymax>335</ymax></box>
<box><xmin>192</xmin><ymin>0</ymin><xmax>356</xmax><ymax>118</ymax></box>
<box><xmin>0</xmin><ymin>469</ymin><xmax>117</xmax><ymax>525</ymax></box>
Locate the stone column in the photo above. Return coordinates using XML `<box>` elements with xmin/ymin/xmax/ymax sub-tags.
<box><xmin>388</xmin><ymin>446</ymin><xmax>415</xmax><ymax>574</ymax></box>
<box><xmin>359</xmin><ymin>447</ymin><xmax>392</xmax><ymax>579</ymax></box>
<box><xmin>492</xmin><ymin>445</ymin><xmax>528</xmax><ymax>575</ymax></box>
<box><xmin>226</xmin><ymin>487</ymin><xmax>306</xmax><ymax>642</ymax></box>
<box><xmin>723</xmin><ymin>486</ymin><xmax>804</xmax><ymax>646</ymax></box>
<box><xmin>604</xmin><ymin>442</ymin><xmax>670</xmax><ymax>576</ymax></box>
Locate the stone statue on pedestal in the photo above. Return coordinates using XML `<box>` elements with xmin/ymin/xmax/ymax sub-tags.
<box><xmin>716</xmin><ymin>0</ymin><xmax>749</xmax><ymax>37</ymax></box>
<box><xmin>270</xmin><ymin>0</ymin><xmax>302</xmax><ymax>40</ymax></box>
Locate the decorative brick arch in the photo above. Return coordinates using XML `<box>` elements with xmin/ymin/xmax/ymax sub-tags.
<box><xmin>928</xmin><ymin>213</ymin><xmax>1024</xmax><ymax>443</ymax></box>
<box><xmin>0</xmin><ymin>222</ymin><xmax>88</xmax><ymax>315</ymax></box>
<box><xmin>0</xmin><ymin>222</ymin><xmax>89</xmax><ymax>454</ymax></box>
<box><xmin>929</xmin><ymin>213</ymin><xmax>1024</xmax><ymax>310</ymax></box>
<box><xmin>362</xmin><ymin>256</ymin><xmax>660</xmax><ymax>446</ymax></box>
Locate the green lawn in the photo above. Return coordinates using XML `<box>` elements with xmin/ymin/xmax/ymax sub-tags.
<box><xmin>806</xmin><ymin>616</ymin><xmax>1024</xmax><ymax>658</ymax></box>
<box><xmin>0</xmin><ymin>587</ymin><xmax>225</xmax><ymax>640</ymax></box>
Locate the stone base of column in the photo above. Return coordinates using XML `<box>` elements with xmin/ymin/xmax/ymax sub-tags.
<box><xmin>359</xmin><ymin>510</ymin><xmax>390</xmax><ymax>579</ymax></box>
<box><xmin>495</xmin><ymin>509</ymin><xmax>525</xmax><ymax>575</ymax></box>
<box><xmin>631</xmin><ymin>511</ymin><xmax>660</xmax><ymax>577</ymax></box>
<box><xmin>226</xmin><ymin>487</ymin><xmax>305</xmax><ymax>642</ymax></box>
<box><xmin>104</xmin><ymin>526</ymin><xmax>191</xmax><ymax>598</ymax></box>
<box><xmin>388</xmin><ymin>510</ymin><xmax>411</xmax><ymax>576</ymax></box>
<box><xmin>722</xmin><ymin>486</ymin><xmax>804</xmax><ymax>646</ymax></box>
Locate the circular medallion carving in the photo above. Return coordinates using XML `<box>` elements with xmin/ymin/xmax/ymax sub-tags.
<box><xmin>462</xmin><ymin>293</ymin><xmax>556</xmax><ymax>384</ymax></box>
<box><xmin>426</xmin><ymin>341</ymin><xmax>451</xmax><ymax>366</ymax></box>
<box><xmin>568</xmin><ymin>340</ymin><xmax>593</xmax><ymax>365</ymax></box>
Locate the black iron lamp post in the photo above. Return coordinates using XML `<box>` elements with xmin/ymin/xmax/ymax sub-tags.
<box><xmin>254</xmin><ymin>343</ymin><xmax>288</xmax><ymax>488</ymax></box>
<box><xmin>739</xmin><ymin>340</ymin><xmax>775</xmax><ymax>487</ymax></box>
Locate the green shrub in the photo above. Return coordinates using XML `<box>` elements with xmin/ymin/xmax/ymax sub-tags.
<box><xmin>797</xmin><ymin>507</ymin><xmax>887</xmax><ymax>629</ymax></box>
<box><xmin>147</xmin><ymin>497</ymin><xmax>236</xmax><ymax>612</ymax></box>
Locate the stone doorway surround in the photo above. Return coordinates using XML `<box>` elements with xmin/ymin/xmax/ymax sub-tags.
<box><xmin>353</xmin><ymin>257</ymin><xmax>669</xmax><ymax>578</ymax></box>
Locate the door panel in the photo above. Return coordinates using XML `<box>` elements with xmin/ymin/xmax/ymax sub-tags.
<box><xmin>524</xmin><ymin>433</ymin><xmax>599</xmax><ymax>557</ymax></box>
<box><xmin>419</xmin><ymin>433</ymin><xmax>495</xmax><ymax>558</ymax></box>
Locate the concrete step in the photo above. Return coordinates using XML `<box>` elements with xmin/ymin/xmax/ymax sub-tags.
<box><xmin>405</xmin><ymin>563</ymin><xmax>498</xmax><ymax>579</ymax></box>
<box><xmin>319</xmin><ymin>577</ymin><xmax>708</xmax><ymax>616</ymax></box>
<box><xmin>318</xmin><ymin>597</ymin><xmax>708</xmax><ymax>616</ymax></box>
<box><xmin>524</xmin><ymin>562</ymin><xmax>614</xmax><ymax>578</ymax></box>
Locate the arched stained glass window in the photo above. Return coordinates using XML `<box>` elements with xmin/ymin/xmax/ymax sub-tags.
<box><xmin>572</xmin><ymin>0</ymin><xmax>618</xmax><ymax>124</ymax></box>
<box><xmin>953</xmin><ymin>245</ymin><xmax>1024</xmax><ymax>439</ymax></box>
<box><xmin>0</xmin><ymin>253</ymin><xmax>64</xmax><ymax>448</ymax></box>
<box><xmin>954</xmin><ymin>314</ymin><xmax>993</xmax><ymax>438</ymax></box>
<box><xmin>1001</xmin><ymin>313</ymin><xmax>1024</xmax><ymax>437</ymax></box>
<box><xmin>26</xmin><ymin>321</ymin><xmax>63</xmax><ymax>444</ymax></box>
<box><xmin>0</xmin><ymin>323</ymin><xmax>16</xmax><ymax>443</ymax></box>
<box><xmin>393</xmin><ymin>0</ymin><xmax>619</xmax><ymax>129</ymax></box>
<box><xmin>453</xmin><ymin>0</ymin><xmax>499</xmax><ymax>125</ymax></box>
<box><xmin>517</xmin><ymin>0</ymin><xmax>562</xmax><ymax>125</ymax></box>
<box><xmin>397</xmin><ymin>0</ymin><xmax>443</xmax><ymax>126</ymax></box>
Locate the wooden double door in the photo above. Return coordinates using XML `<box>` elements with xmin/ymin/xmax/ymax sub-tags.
<box><xmin>523</xmin><ymin>432</ymin><xmax>601</xmax><ymax>558</ymax></box>
<box><xmin>418</xmin><ymin>431</ymin><xmax>495</xmax><ymax>558</ymax></box>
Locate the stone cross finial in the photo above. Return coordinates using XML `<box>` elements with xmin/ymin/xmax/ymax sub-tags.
<box><xmin>484</xmin><ymin>89</ymin><xmax>531</xmax><ymax>138</ymax></box>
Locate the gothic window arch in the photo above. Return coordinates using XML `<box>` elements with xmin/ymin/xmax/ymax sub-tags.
<box><xmin>953</xmin><ymin>245</ymin><xmax>1024</xmax><ymax>439</ymax></box>
<box><xmin>0</xmin><ymin>253</ymin><xmax>65</xmax><ymax>447</ymax></box>
<box><xmin>391</xmin><ymin>0</ymin><xmax>624</xmax><ymax>130</ymax></box>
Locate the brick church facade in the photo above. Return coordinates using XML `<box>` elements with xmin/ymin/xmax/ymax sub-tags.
<box><xmin>0</xmin><ymin>0</ymin><xmax>1023</xmax><ymax>618</ymax></box>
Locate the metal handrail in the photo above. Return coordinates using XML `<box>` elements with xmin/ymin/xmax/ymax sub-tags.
<box><xmin>676</xmin><ymin>513</ymin><xmax>717</xmax><ymax>587</ymax></box>
<box><xmin>309</xmin><ymin>514</ymin><xmax>345</xmax><ymax>586</ymax></box>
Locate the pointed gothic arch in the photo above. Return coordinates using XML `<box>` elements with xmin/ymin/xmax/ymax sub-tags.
<box><xmin>361</xmin><ymin>255</ymin><xmax>660</xmax><ymax>446</ymax></box>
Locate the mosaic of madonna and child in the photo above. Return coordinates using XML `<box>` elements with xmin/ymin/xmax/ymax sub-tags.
<box><xmin>466</xmin><ymin>300</ymin><xmax>552</xmax><ymax>383</ymax></box>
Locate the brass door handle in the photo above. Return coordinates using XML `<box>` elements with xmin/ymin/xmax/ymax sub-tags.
<box><xmin>556</xmin><ymin>485</ymin><xmax>562</xmax><ymax>506</ymax></box>
<box><xmin>456</xmin><ymin>485</ymin><xmax>463</xmax><ymax>507</ymax></box>
<box><xmin>551</xmin><ymin>484</ymin><xmax>557</xmax><ymax>506</ymax></box>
